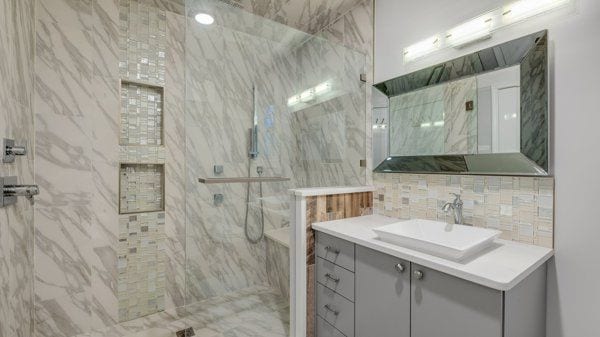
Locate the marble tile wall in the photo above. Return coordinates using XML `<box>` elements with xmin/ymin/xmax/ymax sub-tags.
<box><xmin>0</xmin><ymin>1</ymin><xmax>35</xmax><ymax>337</ymax></box>
<box><xmin>32</xmin><ymin>0</ymin><xmax>186</xmax><ymax>335</ymax></box>
<box><xmin>373</xmin><ymin>173</ymin><xmax>554</xmax><ymax>248</ymax></box>
<box><xmin>33</xmin><ymin>0</ymin><xmax>96</xmax><ymax>335</ymax></box>
<box><xmin>207</xmin><ymin>0</ymin><xmax>366</xmax><ymax>35</ymax></box>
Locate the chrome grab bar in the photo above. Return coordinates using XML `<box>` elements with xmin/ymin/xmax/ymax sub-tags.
<box><xmin>198</xmin><ymin>176</ymin><xmax>290</xmax><ymax>184</ymax></box>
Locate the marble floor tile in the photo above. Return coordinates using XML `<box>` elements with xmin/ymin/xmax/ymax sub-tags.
<box><xmin>79</xmin><ymin>286</ymin><xmax>288</xmax><ymax>337</ymax></box>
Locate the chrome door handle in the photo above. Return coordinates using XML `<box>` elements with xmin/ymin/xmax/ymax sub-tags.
<box><xmin>323</xmin><ymin>304</ymin><xmax>339</xmax><ymax>316</ymax></box>
<box><xmin>395</xmin><ymin>263</ymin><xmax>405</xmax><ymax>273</ymax></box>
<box><xmin>325</xmin><ymin>273</ymin><xmax>340</xmax><ymax>283</ymax></box>
<box><xmin>413</xmin><ymin>270</ymin><xmax>424</xmax><ymax>280</ymax></box>
<box><xmin>324</xmin><ymin>246</ymin><xmax>340</xmax><ymax>254</ymax></box>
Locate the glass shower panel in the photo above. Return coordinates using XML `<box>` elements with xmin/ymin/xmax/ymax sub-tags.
<box><xmin>184</xmin><ymin>0</ymin><xmax>366</xmax><ymax>334</ymax></box>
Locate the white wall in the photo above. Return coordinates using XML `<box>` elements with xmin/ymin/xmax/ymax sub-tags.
<box><xmin>374</xmin><ymin>1</ymin><xmax>600</xmax><ymax>336</ymax></box>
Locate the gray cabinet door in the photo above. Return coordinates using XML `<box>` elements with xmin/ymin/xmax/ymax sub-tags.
<box><xmin>355</xmin><ymin>246</ymin><xmax>410</xmax><ymax>337</ymax></box>
<box><xmin>411</xmin><ymin>263</ymin><xmax>503</xmax><ymax>337</ymax></box>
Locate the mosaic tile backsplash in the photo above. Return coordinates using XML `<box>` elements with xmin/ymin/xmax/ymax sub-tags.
<box><xmin>119</xmin><ymin>0</ymin><xmax>167</xmax><ymax>85</ymax></box>
<box><xmin>118</xmin><ymin>212</ymin><xmax>166</xmax><ymax>321</ymax></box>
<box><xmin>374</xmin><ymin>173</ymin><xmax>554</xmax><ymax>248</ymax></box>
<box><xmin>120</xmin><ymin>82</ymin><xmax>164</xmax><ymax>146</ymax></box>
<box><xmin>120</xmin><ymin>164</ymin><xmax>164</xmax><ymax>214</ymax></box>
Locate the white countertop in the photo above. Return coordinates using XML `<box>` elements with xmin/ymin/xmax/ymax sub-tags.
<box><xmin>312</xmin><ymin>214</ymin><xmax>554</xmax><ymax>291</ymax></box>
<box><xmin>290</xmin><ymin>186</ymin><xmax>376</xmax><ymax>197</ymax></box>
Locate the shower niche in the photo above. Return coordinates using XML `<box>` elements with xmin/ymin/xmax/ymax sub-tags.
<box><xmin>119</xmin><ymin>163</ymin><xmax>165</xmax><ymax>214</ymax></box>
<box><xmin>120</xmin><ymin>81</ymin><xmax>164</xmax><ymax>146</ymax></box>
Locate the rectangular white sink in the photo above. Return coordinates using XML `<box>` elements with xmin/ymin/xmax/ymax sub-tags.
<box><xmin>373</xmin><ymin>219</ymin><xmax>502</xmax><ymax>260</ymax></box>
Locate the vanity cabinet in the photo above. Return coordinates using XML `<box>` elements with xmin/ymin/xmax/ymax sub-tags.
<box><xmin>355</xmin><ymin>246</ymin><xmax>410</xmax><ymax>337</ymax></box>
<box><xmin>315</xmin><ymin>232</ymin><xmax>548</xmax><ymax>337</ymax></box>
<box><xmin>410</xmin><ymin>264</ymin><xmax>502</xmax><ymax>337</ymax></box>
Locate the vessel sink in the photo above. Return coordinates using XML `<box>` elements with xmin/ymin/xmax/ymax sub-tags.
<box><xmin>373</xmin><ymin>219</ymin><xmax>502</xmax><ymax>260</ymax></box>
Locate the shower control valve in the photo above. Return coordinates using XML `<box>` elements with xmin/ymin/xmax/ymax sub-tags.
<box><xmin>1</xmin><ymin>176</ymin><xmax>40</xmax><ymax>207</ymax></box>
<box><xmin>3</xmin><ymin>138</ymin><xmax>27</xmax><ymax>163</ymax></box>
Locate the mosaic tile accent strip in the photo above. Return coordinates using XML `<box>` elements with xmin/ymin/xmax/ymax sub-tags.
<box><xmin>305</xmin><ymin>192</ymin><xmax>373</xmax><ymax>337</ymax></box>
<box><xmin>120</xmin><ymin>164</ymin><xmax>165</xmax><ymax>214</ymax></box>
<box><xmin>119</xmin><ymin>0</ymin><xmax>167</xmax><ymax>85</ymax></box>
<box><xmin>119</xmin><ymin>145</ymin><xmax>166</xmax><ymax>163</ymax></box>
<box><xmin>373</xmin><ymin>173</ymin><xmax>554</xmax><ymax>248</ymax></box>
<box><xmin>118</xmin><ymin>212</ymin><xmax>166</xmax><ymax>321</ymax></box>
<box><xmin>120</xmin><ymin>82</ymin><xmax>164</xmax><ymax>146</ymax></box>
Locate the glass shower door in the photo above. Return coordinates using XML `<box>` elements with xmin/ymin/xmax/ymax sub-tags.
<box><xmin>183</xmin><ymin>0</ymin><xmax>367</xmax><ymax>335</ymax></box>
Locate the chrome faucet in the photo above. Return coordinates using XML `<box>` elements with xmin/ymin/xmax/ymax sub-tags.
<box><xmin>442</xmin><ymin>193</ymin><xmax>464</xmax><ymax>225</ymax></box>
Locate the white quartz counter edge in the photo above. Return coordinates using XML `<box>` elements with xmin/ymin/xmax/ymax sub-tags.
<box><xmin>290</xmin><ymin>186</ymin><xmax>375</xmax><ymax>197</ymax></box>
<box><xmin>312</xmin><ymin>215</ymin><xmax>554</xmax><ymax>291</ymax></box>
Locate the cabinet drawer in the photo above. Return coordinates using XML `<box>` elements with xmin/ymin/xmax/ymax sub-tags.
<box><xmin>316</xmin><ymin>316</ymin><xmax>346</xmax><ymax>337</ymax></box>
<box><xmin>316</xmin><ymin>283</ymin><xmax>355</xmax><ymax>337</ymax></box>
<box><xmin>316</xmin><ymin>257</ymin><xmax>355</xmax><ymax>301</ymax></box>
<box><xmin>316</xmin><ymin>232</ymin><xmax>355</xmax><ymax>271</ymax></box>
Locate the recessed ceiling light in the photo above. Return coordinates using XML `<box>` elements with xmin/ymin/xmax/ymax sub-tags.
<box><xmin>195</xmin><ymin>13</ymin><xmax>214</xmax><ymax>25</ymax></box>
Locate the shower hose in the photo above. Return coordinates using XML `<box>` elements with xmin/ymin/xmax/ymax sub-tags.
<box><xmin>244</xmin><ymin>162</ymin><xmax>265</xmax><ymax>244</ymax></box>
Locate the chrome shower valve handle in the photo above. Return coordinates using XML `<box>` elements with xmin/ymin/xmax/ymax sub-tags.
<box><xmin>1</xmin><ymin>176</ymin><xmax>39</xmax><ymax>207</ymax></box>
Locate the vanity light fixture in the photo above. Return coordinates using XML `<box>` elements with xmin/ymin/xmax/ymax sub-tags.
<box><xmin>502</xmin><ymin>0</ymin><xmax>571</xmax><ymax>24</ymax></box>
<box><xmin>402</xmin><ymin>0</ymin><xmax>572</xmax><ymax>63</ymax></box>
<box><xmin>403</xmin><ymin>35</ymin><xmax>441</xmax><ymax>63</ymax></box>
<box><xmin>446</xmin><ymin>15</ymin><xmax>494</xmax><ymax>48</ymax></box>
<box><xmin>433</xmin><ymin>120</ymin><xmax>444</xmax><ymax>127</ymax></box>
<box><xmin>195</xmin><ymin>13</ymin><xmax>215</xmax><ymax>25</ymax></box>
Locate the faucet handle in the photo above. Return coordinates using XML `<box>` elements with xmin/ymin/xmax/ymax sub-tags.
<box><xmin>449</xmin><ymin>193</ymin><xmax>463</xmax><ymax>205</ymax></box>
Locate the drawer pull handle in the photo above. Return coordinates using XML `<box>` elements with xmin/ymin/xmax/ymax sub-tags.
<box><xmin>414</xmin><ymin>270</ymin><xmax>424</xmax><ymax>280</ymax></box>
<box><xmin>324</xmin><ymin>246</ymin><xmax>340</xmax><ymax>255</ymax></box>
<box><xmin>325</xmin><ymin>273</ymin><xmax>340</xmax><ymax>283</ymax></box>
<box><xmin>394</xmin><ymin>263</ymin><xmax>405</xmax><ymax>273</ymax></box>
<box><xmin>323</xmin><ymin>304</ymin><xmax>339</xmax><ymax>316</ymax></box>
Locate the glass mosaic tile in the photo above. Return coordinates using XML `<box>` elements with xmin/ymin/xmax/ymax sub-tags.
<box><xmin>119</xmin><ymin>164</ymin><xmax>164</xmax><ymax>214</ymax></box>
<box><xmin>120</xmin><ymin>82</ymin><xmax>164</xmax><ymax>146</ymax></box>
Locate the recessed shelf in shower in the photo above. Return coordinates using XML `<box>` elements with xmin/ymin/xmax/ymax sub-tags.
<box><xmin>119</xmin><ymin>81</ymin><xmax>165</xmax><ymax>146</ymax></box>
<box><xmin>119</xmin><ymin>163</ymin><xmax>165</xmax><ymax>214</ymax></box>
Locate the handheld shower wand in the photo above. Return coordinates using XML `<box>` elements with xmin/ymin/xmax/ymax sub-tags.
<box><xmin>244</xmin><ymin>85</ymin><xmax>265</xmax><ymax>243</ymax></box>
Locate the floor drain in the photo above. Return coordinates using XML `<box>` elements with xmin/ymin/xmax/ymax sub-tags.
<box><xmin>175</xmin><ymin>327</ymin><xmax>195</xmax><ymax>337</ymax></box>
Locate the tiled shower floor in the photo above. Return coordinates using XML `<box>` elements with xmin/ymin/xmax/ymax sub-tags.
<box><xmin>84</xmin><ymin>287</ymin><xmax>289</xmax><ymax>337</ymax></box>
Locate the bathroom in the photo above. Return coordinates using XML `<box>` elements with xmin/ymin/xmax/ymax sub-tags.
<box><xmin>0</xmin><ymin>0</ymin><xmax>597</xmax><ymax>336</ymax></box>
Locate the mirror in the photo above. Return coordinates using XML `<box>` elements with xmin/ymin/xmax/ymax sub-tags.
<box><xmin>373</xmin><ymin>30</ymin><xmax>549</xmax><ymax>176</ymax></box>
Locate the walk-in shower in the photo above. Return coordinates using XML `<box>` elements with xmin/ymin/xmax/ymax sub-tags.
<box><xmin>0</xmin><ymin>0</ymin><xmax>369</xmax><ymax>336</ymax></box>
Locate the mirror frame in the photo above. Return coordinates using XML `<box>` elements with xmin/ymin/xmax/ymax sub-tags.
<box><xmin>374</xmin><ymin>30</ymin><xmax>549</xmax><ymax>176</ymax></box>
